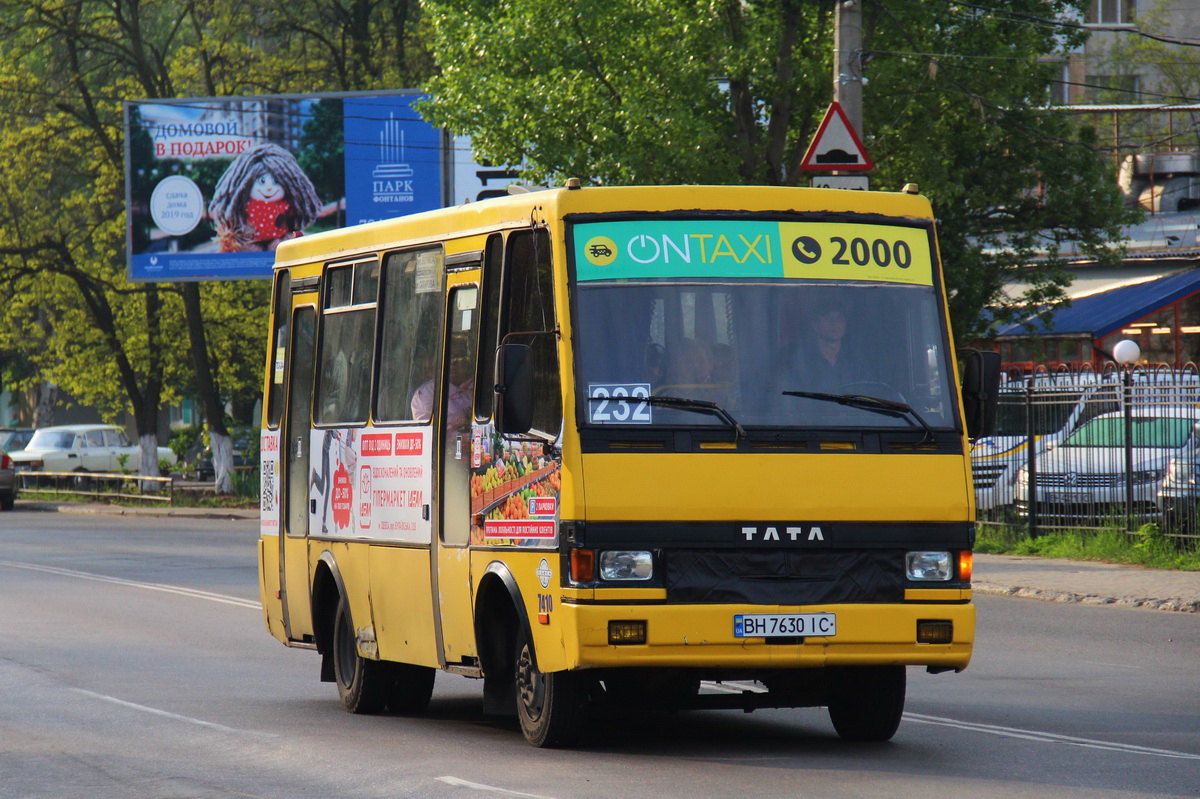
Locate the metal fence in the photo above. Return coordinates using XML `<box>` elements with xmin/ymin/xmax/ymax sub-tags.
<box><xmin>17</xmin><ymin>470</ymin><xmax>174</xmax><ymax>503</ymax></box>
<box><xmin>973</xmin><ymin>364</ymin><xmax>1200</xmax><ymax>547</ymax></box>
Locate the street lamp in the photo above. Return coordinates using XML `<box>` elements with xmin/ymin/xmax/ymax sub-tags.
<box><xmin>1113</xmin><ymin>340</ymin><xmax>1140</xmax><ymax>528</ymax></box>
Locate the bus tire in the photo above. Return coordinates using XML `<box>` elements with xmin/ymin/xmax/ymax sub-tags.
<box><xmin>387</xmin><ymin>663</ymin><xmax>436</xmax><ymax>714</ymax></box>
<box><xmin>514</xmin><ymin>626</ymin><xmax>585</xmax><ymax>747</ymax></box>
<box><xmin>827</xmin><ymin>665</ymin><xmax>906</xmax><ymax>742</ymax></box>
<box><xmin>332</xmin><ymin>595</ymin><xmax>389</xmax><ymax>714</ymax></box>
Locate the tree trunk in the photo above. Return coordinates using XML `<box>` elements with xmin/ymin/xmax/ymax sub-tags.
<box><xmin>182</xmin><ymin>283</ymin><xmax>234</xmax><ymax>493</ymax></box>
<box><xmin>33</xmin><ymin>381</ymin><xmax>57</xmax><ymax>427</ymax></box>
<box><xmin>210</xmin><ymin>429</ymin><xmax>235</xmax><ymax>494</ymax></box>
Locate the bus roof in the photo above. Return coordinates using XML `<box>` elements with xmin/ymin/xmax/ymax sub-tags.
<box><xmin>273</xmin><ymin>184</ymin><xmax>935</xmax><ymax>269</ymax></box>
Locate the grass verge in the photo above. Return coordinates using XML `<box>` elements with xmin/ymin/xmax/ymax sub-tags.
<box><xmin>976</xmin><ymin>523</ymin><xmax>1200</xmax><ymax>571</ymax></box>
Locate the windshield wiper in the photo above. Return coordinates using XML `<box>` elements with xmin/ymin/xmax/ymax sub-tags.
<box><xmin>782</xmin><ymin>390</ymin><xmax>936</xmax><ymax>444</ymax></box>
<box><xmin>588</xmin><ymin>394</ymin><xmax>746</xmax><ymax>441</ymax></box>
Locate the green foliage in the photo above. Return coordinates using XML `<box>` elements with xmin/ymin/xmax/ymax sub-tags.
<box><xmin>230</xmin><ymin>466</ymin><xmax>260</xmax><ymax>501</ymax></box>
<box><xmin>423</xmin><ymin>0</ymin><xmax>1139</xmax><ymax>346</ymax></box>
<box><xmin>169</xmin><ymin>425</ymin><xmax>203</xmax><ymax>461</ymax></box>
<box><xmin>0</xmin><ymin>0</ymin><xmax>440</xmax><ymax>480</ymax></box>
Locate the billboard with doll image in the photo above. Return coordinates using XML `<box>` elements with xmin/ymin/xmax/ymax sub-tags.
<box><xmin>124</xmin><ymin>91</ymin><xmax>444</xmax><ymax>281</ymax></box>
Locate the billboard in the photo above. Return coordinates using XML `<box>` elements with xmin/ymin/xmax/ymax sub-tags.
<box><xmin>125</xmin><ymin>91</ymin><xmax>446</xmax><ymax>282</ymax></box>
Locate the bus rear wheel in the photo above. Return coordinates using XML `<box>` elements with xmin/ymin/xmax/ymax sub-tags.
<box><xmin>514</xmin><ymin>627</ymin><xmax>585</xmax><ymax>747</ymax></box>
<box><xmin>827</xmin><ymin>665</ymin><xmax>906</xmax><ymax>742</ymax></box>
<box><xmin>332</xmin><ymin>595</ymin><xmax>390</xmax><ymax>714</ymax></box>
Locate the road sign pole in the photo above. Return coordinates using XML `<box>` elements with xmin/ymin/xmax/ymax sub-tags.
<box><xmin>833</xmin><ymin>0</ymin><xmax>864</xmax><ymax>176</ymax></box>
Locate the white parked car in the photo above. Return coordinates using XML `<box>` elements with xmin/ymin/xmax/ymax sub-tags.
<box><xmin>8</xmin><ymin>424</ymin><xmax>177</xmax><ymax>475</ymax></box>
<box><xmin>1014</xmin><ymin>407</ymin><xmax>1200</xmax><ymax>521</ymax></box>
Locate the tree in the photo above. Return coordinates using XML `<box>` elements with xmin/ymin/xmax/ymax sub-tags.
<box><xmin>423</xmin><ymin>0</ymin><xmax>1141</xmax><ymax>345</ymax></box>
<box><xmin>0</xmin><ymin>0</ymin><xmax>439</xmax><ymax>491</ymax></box>
<box><xmin>0</xmin><ymin>5</ymin><xmax>185</xmax><ymax>477</ymax></box>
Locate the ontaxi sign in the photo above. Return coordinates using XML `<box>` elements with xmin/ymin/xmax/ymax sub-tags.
<box><xmin>800</xmin><ymin>102</ymin><xmax>874</xmax><ymax>172</ymax></box>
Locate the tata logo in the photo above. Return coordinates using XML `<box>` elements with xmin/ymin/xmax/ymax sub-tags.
<box><xmin>536</xmin><ymin>558</ymin><xmax>554</xmax><ymax>589</ymax></box>
<box><xmin>741</xmin><ymin>525</ymin><xmax>826</xmax><ymax>542</ymax></box>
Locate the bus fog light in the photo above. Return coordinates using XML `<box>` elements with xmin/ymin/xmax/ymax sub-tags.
<box><xmin>906</xmin><ymin>551</ymin><xmax>952</xmax><ymax>581</ymax></box>
<box><xmin>599</xmin><ymin>550</ymin><xmax>653</xmax><ymax>580</ymax></box>
<box><xmin>917</xmin><ymin>620</ymin><xmax>954</xmax><ymax>644</ymax></box>
<box><xmin>608</xmin><ymin>621</ymin><xmax>647</xmax><ymax>645</ymax></box>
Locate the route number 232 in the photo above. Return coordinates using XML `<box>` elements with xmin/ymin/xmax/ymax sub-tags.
<box><xmin>589</xmin><ymin>384</ymin><xmax>652</xmax><ymax>424</ymax></box>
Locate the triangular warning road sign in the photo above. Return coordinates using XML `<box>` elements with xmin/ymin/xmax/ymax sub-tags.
<box><xmin>800</xmin><ymin>102</ymin><xmax>873</xmax><ymax>172</ymax></box>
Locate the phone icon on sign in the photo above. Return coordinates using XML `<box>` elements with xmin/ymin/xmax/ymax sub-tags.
<box><xmin>792</xmin><ymin>236</ymin><xmax>821</xmax><ymax>264</ymax></box>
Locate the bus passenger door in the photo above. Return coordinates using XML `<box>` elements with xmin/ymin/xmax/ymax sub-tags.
<box><xmin>281</xmin><ymin>305</ymin><xmax>317</xmax><ymax>642</ymax></box>
<box><xmin>435</xmin><ymin>286</ymin><xmax>479</xmax><ymax>664</ymax></box>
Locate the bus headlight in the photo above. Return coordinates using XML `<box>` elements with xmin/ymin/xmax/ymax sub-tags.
<box><xmin>599</xmin><ymin>550</ymin><xmax>653</xmax><ymax>581</ymax></box>
<box><xmin>906</xmin><ymin>551</ymin><xmax>953</xmax><ymax>581</ymax></box>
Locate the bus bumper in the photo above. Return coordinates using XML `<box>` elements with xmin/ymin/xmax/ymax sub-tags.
<box><xmin>559</xmin><ymin>599</ymin><xmax>975</xmax><ymax>672</ymax></box>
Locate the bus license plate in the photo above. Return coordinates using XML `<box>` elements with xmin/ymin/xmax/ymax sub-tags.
<box><xmin>734</xmin><ymin>613</ymin><xmax>836</xmax><ymax>638</ymax></box>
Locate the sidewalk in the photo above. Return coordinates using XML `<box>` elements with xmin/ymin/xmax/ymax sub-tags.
<box><xmin>18</xmin><ymin>502</ymin><xmax>1200</xmax><ymax>613</ymax></box>
<box><xmin>974</xmin><ymin>553</ymin><xmax>1200</xmax><ymax>613</ymax></box>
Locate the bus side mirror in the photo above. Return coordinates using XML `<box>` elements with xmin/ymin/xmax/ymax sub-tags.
<box><xmin>961</xmin><ymin>349</ymin><xmax>1000</xmax><ymax>440</ymax></box>
<box><xmin>496</xmin><ymin>343</ymin><xmax>535</xmax><ymax>435</ymax></box>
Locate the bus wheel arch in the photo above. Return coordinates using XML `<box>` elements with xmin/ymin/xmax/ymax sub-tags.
<box><xmin>311</xmin><ymin>553</ymin><xmax>345</xmax><ymax>683</ymax></box>
<box><xmin>474</xmin><ymin>563</ymin><xmax>527</xmax><ymax>716</ymax></box>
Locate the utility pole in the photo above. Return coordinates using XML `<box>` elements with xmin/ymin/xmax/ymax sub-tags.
<box><xmin>833</xmin><ymin>0</ymin><xmax>864</xmax><ymax>138</ymax></box>
<box><xmin>804</xmin><ymin>0</ymin><xmax>871</xmax><ymax>185</ymax></box>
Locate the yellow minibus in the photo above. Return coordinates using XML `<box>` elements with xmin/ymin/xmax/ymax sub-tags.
<box><xmin>258</xmin><ymin>183</ymin><xmax>998</xmax><ymax>746</ymax></box>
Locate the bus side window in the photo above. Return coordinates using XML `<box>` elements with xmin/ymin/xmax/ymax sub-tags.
<box><xmin>375</xmin><ymin>247</ymin><xmax>446</xmax><ymax>423</ymax></box>
<box><xmin>474</xmin><ymin>233</ymin><xmax>504</xmax><ymax>420</ymax></box>
<box><xmin>315</xmin><ymin>259</ymin><xmax>378</xmax><ymax>426</ymax></box>
<box><xmin>267</xmin><ymin>269</ymin><xmax>291</xmax><ymax>429</ymax></box>
<box><xmin>504</xmin><ymin>228</ymin><xmax>561</xmax><ymax>437</ymax></box>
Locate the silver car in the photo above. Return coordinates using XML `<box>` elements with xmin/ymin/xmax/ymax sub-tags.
<box><xmin>1014</xmin><ymin>407</ymin><xmax>1199</xmax><ymax>521</ymax></box>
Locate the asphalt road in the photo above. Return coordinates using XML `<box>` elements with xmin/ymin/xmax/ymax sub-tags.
<box><xmin>1</xmin><ymin>511</ymin><xmax>1197</xmax><ymax>799</ymax></box>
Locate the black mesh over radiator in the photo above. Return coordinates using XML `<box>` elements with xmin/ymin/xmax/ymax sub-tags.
<box><xmin>663</xmin><ymin>549</ymin><xmax>905</xmax><ymax>605</ymax></box>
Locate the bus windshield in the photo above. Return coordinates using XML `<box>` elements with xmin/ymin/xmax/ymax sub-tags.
<box><xmin>573</xmin><ymin>273</ymin><xmax>955</xmax><ymax>432</ymax></box>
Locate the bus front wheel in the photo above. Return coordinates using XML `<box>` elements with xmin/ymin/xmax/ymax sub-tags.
<box><xmin>514</xmin><ymin>627</ymin><xmax>586</xmax><ymax>747</ymax></box>
<box><xmin>332</xmin><ymin>595</ymin><xmax>390</xmax><ymax>714</ymax></box>
<box><xmin>827</xmin><ymin>665</ymin><xmax>906</xmax><ymax>742</ymax></box>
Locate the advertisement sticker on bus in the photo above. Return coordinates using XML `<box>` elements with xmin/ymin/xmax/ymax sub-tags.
<box><xmin>308</xmin><ymin>427</ymin><xmax>432</xmax><ymax>544</ymax></box>
<box><xmin>574</xmin><ymin>219</ymin><xmax>932</xmax><ymax>286</ymax></box>
<box><xmin>469</xmin><ymin>421</ymin><xmax>561</xmax><ymax>547</ymax></box>
<box><xmin>259</xmin><ymin>430</ymin><xmax>281</xmax><ymax>534</ymax></box>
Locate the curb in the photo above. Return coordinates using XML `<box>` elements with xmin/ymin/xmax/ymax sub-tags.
<box><xmin>19</xmin><ymin>501</ymin><xmax>258</xmax><ymax>522</ymax></box>
<box><xmin>973</xmin><ymin>581</ymin><xmax>1200</xmax><ymax>613</ymax></box>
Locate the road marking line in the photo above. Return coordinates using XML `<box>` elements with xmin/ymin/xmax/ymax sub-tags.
<box><xmin>0</xmin><ymin>560</ymin><xmax>262</xmax><ymax>609</ymax></box>
<box><xmin>701</xmin><ymin>680</ymin><xmax>768</xmax><ymax>694</ymax></box>
<box><xmin>905</xmin><ymin>712</ymin><xmax>1200</xmax><ymax>760</ymax></box>
<box><xmin>71</xmin><ymin>689</ymin><xmax>276</xmax><ymax>738</ymax></box>
<box><xmin>1081</xmin><ymin>660</ymin><xmax>1143</xmax><ymax>670</ymax></box>
<box><xmin>437</xmin><ymin>777</ymin><xmax>562</xmax><ymax>798</ymax></box>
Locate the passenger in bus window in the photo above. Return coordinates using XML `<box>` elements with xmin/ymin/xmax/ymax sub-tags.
<box><xmin>644</xmin><ymin>343</ymin><xmax>666</xmax><ymax>386</ymax></box>
<box><xmin>666</xmin><ymin>339</ymin><xmax>713</xmax><ymax>388</ymax></box>
<box><xmin>411</xmin><ymin>350</ymin><xmax>475</xmax><ymax>426</ymax></box>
